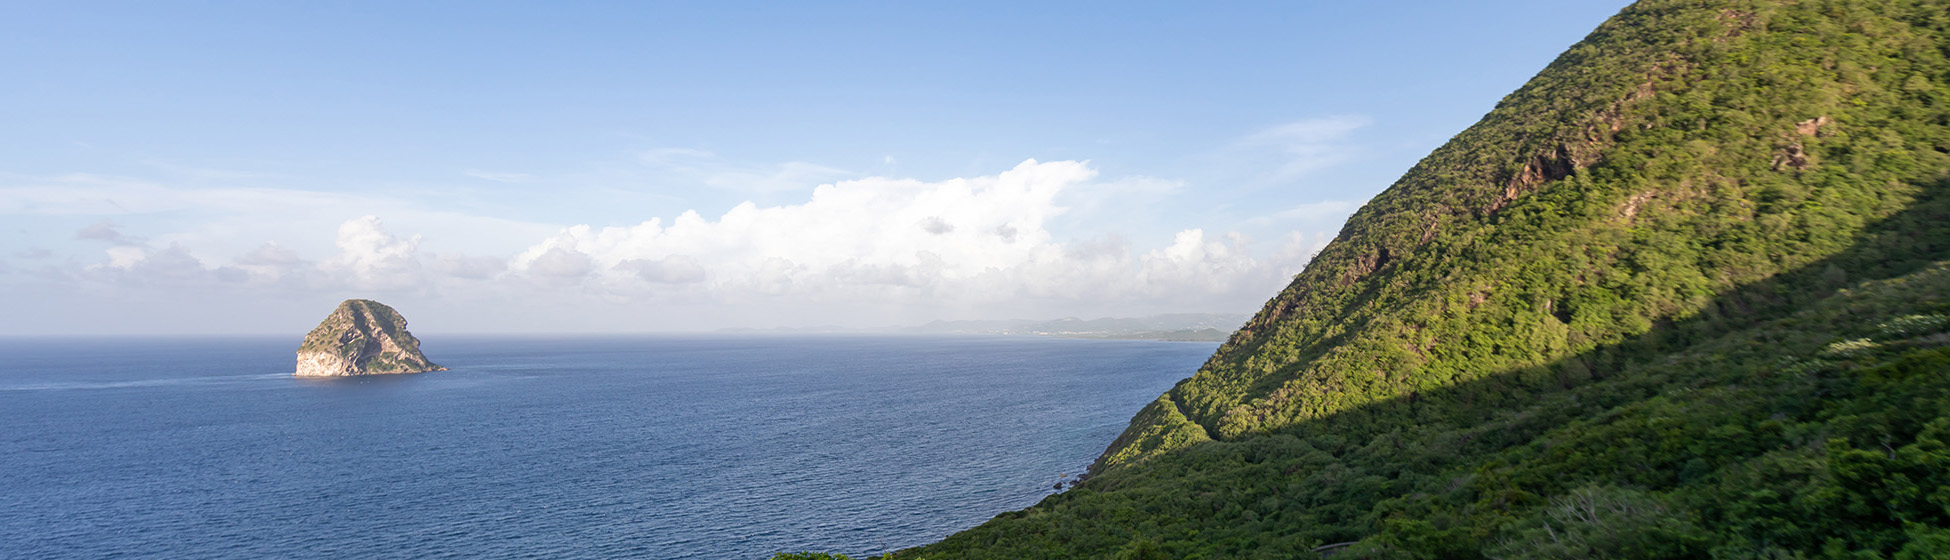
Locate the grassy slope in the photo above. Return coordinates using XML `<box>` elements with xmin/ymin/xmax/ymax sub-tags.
<box><xmin>882</xmin><ymin>0</ymin><xmax>1950</xmax><ymax>558</ymax></box>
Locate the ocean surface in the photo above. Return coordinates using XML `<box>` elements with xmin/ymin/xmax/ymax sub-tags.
<box><xmin>0</xmin><ymin>335</ymin><xmax>1213</xmax><ymax>559</ymax></box>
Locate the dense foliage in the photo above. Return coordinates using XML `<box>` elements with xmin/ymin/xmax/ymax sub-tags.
<box><xmin>785</xmin><ymin>0</ymin><xmax>1950</xmax><ymax>557</ymax></box>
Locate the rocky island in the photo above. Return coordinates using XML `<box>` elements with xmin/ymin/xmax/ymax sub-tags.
<box><xmin>295</xmin><ymin>299</ymin><xmax>446</xmax><ymax>377</ymax></box>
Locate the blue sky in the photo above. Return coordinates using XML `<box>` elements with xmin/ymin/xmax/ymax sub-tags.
<box><xmin>1</xmin><ymin>1</ymin><xmax>1632</xmax><ymax>334</ymax></box>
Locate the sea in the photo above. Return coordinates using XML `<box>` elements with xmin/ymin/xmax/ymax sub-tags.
<box><xmin>0</xmin><ymin>335</ymin><xmax>1213</xmax><ymax>559</ymax></box>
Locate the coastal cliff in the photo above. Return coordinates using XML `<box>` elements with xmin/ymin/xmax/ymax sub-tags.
<box><xmin>295</xmin><ymin>299</ymin><xmax>445</xmax><ymax>377</ymax></box>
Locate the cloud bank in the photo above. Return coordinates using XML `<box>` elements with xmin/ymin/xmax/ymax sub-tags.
<box><xmin>5</xmin><ymin>160</ymin><xmax>1332</xmax><ymax>332</ymax></box>
<box><xmin>499</xmin><ymin>160</ymin><xmax>1318</xmax><ymax>309</ymax></box>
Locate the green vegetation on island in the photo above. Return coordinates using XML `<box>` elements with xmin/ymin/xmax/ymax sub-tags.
<box><xmin>782</xmin><ymin>0</ymin><xmax>1950</xmax><ymax>557</ymax></box>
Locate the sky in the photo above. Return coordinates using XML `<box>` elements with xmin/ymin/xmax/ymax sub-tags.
<box><xmin>1</xmin><ymin>1</ymin><xmax>1634</xmax><ymax>335</ymax></box>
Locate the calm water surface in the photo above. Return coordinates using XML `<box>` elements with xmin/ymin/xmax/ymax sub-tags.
<box><xmin>0</xmin><ymin>335</ymin><xmax>1211</xmax><ymax>559</ymax></box>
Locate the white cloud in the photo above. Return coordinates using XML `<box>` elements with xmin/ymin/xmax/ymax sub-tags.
<box><xmin>53</xmin><ymin>216</ymin><xmax>517</xmax><ymax>295</ymax></box>
<box><xmin>527</xmin><ymin>246</ymin><xmax>595</xmax><ymax>282</ymax></box>
<box><xmin>503</xmin><ymin>159</ymin><xmax>1318</xmax><ymax>314</ymax></box>
<box><xmin>320</xmin><ymin>216</ymin><xmax>424</xmax><ymax>291</ymax></box>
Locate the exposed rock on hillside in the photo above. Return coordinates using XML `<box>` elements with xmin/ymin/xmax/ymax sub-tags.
<box><xmin>295</xmin><ymin>299</ymin><xmax>445</xmax><ymax>377</ymax></box>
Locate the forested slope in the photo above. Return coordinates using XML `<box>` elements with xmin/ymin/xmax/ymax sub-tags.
<box><xmin>819</xmin><ymin>0</ymin><xmax>1950</xmax><ymax>557</ymax></box>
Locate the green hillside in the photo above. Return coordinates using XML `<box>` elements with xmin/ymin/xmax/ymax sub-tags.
<box><xmin>826</xmin><ymin>0</ymin><xmax>1950</xmax><ymax>557</ymax></box>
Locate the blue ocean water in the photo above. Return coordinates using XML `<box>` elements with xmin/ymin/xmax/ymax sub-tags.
<box><xmin>0</xmin><ymin>335</ymin><xmax>1212</xmax><ymax>559</ymax></box>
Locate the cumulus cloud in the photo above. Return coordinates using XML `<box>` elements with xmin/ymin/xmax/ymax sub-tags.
<box><xmin>527</xmin><ymin>246</ymin><xmax>595</xmax><ymax>283</ymax></box>
<box><xmin>320</xmin><ymin>216</ymin><xmax>424</xmax><ymax>291</ymax></box>
<box><xmin>504</xmin><ymin>159</ymin><xmax>1318</xmax><ymax>312</ymax></box>
<box><xmin>48</xmin><ymin>215</ymin><xmax>520</xmax><ymax>295</ymax></box>
<box><xmin>511</xmin><ymin>159</ymin><xmax>1073</xmax><ymax>295</ymax></box>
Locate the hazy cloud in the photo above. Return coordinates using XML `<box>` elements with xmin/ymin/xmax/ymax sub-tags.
<box><xmin>235</xmin><ymin>242</ymin><xmax>303</xmax><ymax>267</ymax></box>
<box><xmin>223</xmin><ymin>242</ymin><xmax>307</xmax><ymax>285</ymax></box>
<box><xmin>463</xmin><ymin>169</ymin><xmax>535</xmax><ymax>183</ymax></box>
<box><xmin>1240</xmin><ymin>116</ymin><xmax>1370</xmax><ymax>181</ymax></box>
<box><xmin>430</xmin><ymin>254</ymin><xmax>506</xmax><ymax>280</ymax></box>
<box><xmin>83</xmin><ymin>243</ymin><xmax>228</xmax><ymax>288</ymax></box>
<box><xmin>618</xmin><ymin>255</ymin><xmax>707</xmax><ymax>284</ymax></box>
<box><xmin>639</xmin><ymin>148</ymin><xmax>715</xmax><ymax>164</ymax></box>
<box><xmin>1204</xmin><ymin>116</ymin><xmax>1370</xmax><ymax>190</ymax></box>
<box><xmin>640</xmin><ymin>148</ymin><xmax>852</xmax><ymax>193</ymax></box>
<box><xmin>75</xmin><ymin>220</ymin><xmax>145</xmax><ymax>245</ymax></box>
<box><xmin>6</xmin><ymin>160</ymin><xmax>1332</xmax><ymax>331</ymax></box>
<box><xmin>1244</xmin><ymin>199</ymin><xmax>1361</xmax><ymax>227</ymax></box>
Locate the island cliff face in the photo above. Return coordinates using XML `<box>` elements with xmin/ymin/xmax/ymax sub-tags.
<box><xmin>295</xmin><ymin>299</ymin><xmax>445</xmax><ymax>377</ymax></box>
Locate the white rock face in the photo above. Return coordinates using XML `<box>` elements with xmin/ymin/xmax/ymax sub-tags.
<box><xmin>295</xmin><ymin>351</ymin><xmax>359</xmax><ymax>377</ymax></box>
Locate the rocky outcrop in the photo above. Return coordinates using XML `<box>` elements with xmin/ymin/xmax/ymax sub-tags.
<box><xmin>294</xmin><ymin>299</ymin><xmax>445</xmax><ymax>377</ymax></box>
